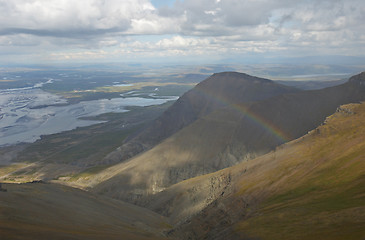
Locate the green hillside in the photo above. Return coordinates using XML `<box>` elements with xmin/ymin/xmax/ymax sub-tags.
<box><xmin>171</xmin><ymin>102</ymin><xmax>365</xmax><ymax>240</ymax></box>
<box><xmin>234</xmin><ymin>103</ymin><xmax>365</xmax><ymax>240</ymax></box>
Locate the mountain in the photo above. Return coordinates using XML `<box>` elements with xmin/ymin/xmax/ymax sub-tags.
<box><xmin>0</xmin><ymin>182</ymin><xmax>169</xmax><ymax>240</ymax></box>
<box><xmin>77</xmin><ymin>72</ymin><xmax>365</xmax><ymax>207</ymax></box>
<box><xmin>2</xmin><ymin>72</ymin><xmax>365</xmax><ymax>240</ymax></box>
<box><xmin>2</xmin><ymin>94</ymin><xmax>364</xmax><ymax>240</ymax></box>
<box><xmin>104</xmin><ymin>72</ymin><xmax>297</xmax><ymax>163</ymax></box>
<box><xmin>168</xmin><ymin>102</ymin><xmax>365</xmax><ymax>240</ymax></box>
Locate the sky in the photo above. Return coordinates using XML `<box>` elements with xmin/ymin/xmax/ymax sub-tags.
<box><xmin>0</xmin><ymin>0</ymin><xmax>364</xmax><ymax>65</ymax></box>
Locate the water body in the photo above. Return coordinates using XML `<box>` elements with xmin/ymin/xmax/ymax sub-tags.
<box><xmin>0</xmin><ymin>85</ymin><xmax>178</xmax><ymax>146</ymax></box>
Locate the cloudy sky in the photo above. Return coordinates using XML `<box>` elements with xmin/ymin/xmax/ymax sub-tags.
<box><xmin>0</xmin><ymin>0</ymin><xmax>364</xmax><ymax>65</ymax></box>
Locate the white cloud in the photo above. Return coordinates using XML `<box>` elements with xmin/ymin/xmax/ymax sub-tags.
<box><xmin>117</xmin><ymin>36</ymin><xmax>213</xmax><ymax>57</ymax></box>
<box><xmin>0</xmin><ymin>0</ymin><xmax>157</xmax><ymax>35</ymax></box>
<box><xmin>0</xmin><ymin>0</ymin><xmax>364</xmax><ymax>63</ymax></box>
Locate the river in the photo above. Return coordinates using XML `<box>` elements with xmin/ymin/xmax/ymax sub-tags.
<box><xmin>0</xmin><ymin>85</ymin><xmax>177</xmax><ymax>146</ymax></box>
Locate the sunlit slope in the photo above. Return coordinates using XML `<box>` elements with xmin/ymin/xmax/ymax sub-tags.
<box><xmin>0</xmin><ymin>183</ymin><xmax>169</xmax><ymax>240</ymax></box>
<box><xmin>173</xmin><ymin>102</ymin><xmax>365</xmax><ymax>240</ymax></box>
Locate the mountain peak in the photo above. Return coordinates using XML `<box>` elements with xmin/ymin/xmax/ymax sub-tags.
<box><xmin>212</xmin><ymin>71</ymin><xmax>251</xmax><ymax>77</ymax></box>
<box><xmin>209</xmin><ymin>71</ymin><xmax>272</xmax><ymax>83</ymax></box>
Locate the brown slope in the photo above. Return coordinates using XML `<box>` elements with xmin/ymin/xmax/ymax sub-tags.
<box><xmin>169</xmin><ymin>102</ymin><xmax>365</xmax><ymax>240</ymax></box>
<box><xmin>0</xmin><ymin>182</ymin><xmax>169</xmax><ymax>240</ymax></box>
<box><xmin>85</xmin><ymin>72</ymin><xmax>365</xmax><ymax>207</ymax></box>
<box><xmin>104</xmin><ymin>72</ymin><xmax>297</xmax><ymax>163</ymax></box>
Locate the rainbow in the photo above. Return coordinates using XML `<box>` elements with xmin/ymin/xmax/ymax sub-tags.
<box><xmin>193</xmin><ymin>87</ymin><xmax>290</xmax><ymax>143</ymax></box>
<box><xmin>231</xmin><ymin>103</ymin><xmax>290</xmax><ymax>143</ymax></box>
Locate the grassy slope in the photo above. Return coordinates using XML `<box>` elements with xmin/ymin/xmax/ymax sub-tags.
<box><xmin>0</xmin><ymin>183</ymin><xmax>170</xmax><ymax>240</ymax></box>
<box><xmin>166</xmin><ymin>103</ymin><xmax>365</xmax><ymax>240</ymax></box>
<box><xmin>233</xmin><ymin>103</ymin><xmax>365</xmax><ymax>240</ymax></box>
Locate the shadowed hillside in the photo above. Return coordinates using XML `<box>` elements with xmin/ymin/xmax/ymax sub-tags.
<box><xmin>105</xmin><ymin>72</ymin><xmax>297</xmax><ymax>163</ymax></box>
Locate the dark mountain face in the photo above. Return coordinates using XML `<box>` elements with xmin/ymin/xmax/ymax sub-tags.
<box><xmin>104</xmin><ymin>72</ymin><xmax>298</xmax><ymax>164</ymax></box>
